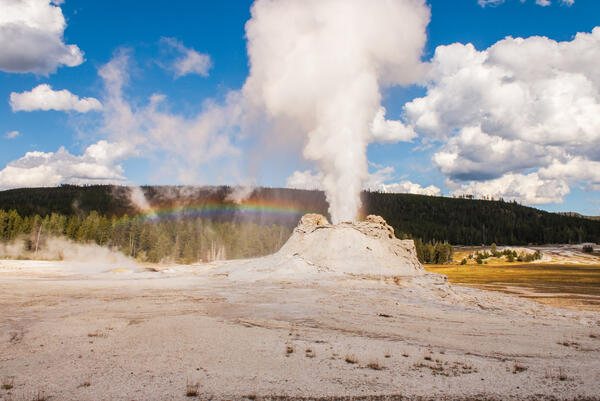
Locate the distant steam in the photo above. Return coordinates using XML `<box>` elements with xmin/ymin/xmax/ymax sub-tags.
<box><xmin>225</xmin><ymin>186</ymin><xmax>255</xmax><ymax>204</ymax></box>
<box><xmin>243</xmin><ymin>0</ymin><xmax>429</xmax><ymax>222</ymax></box>
<box><xmin>0</xmin><ymin>237</ymin><xmax>136</xmax><ymax>267</ymax></box>
<box><xmin>129</xmin><ymin>186</ymin><xmax>152</xmax><ymax>212</ymax></box>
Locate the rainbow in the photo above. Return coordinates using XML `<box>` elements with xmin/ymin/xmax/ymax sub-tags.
<box><xmin>136</xmin><ymin>199</ymin><xmax>316</xmax><ymax>222</ymax></box>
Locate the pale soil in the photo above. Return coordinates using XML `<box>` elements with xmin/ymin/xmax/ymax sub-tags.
<box><xmin>1</xmin><ymin>259</ymin><xmax>599</xmax><ymax>401</ymax></box>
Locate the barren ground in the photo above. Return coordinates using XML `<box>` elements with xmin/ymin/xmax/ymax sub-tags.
<box><xmin>1</xmin><ymin>258</ymin><xmax>600</xmax><ymax>401</ymax></box>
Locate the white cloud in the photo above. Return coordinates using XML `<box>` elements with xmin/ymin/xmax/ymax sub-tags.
<box><xmin>4</xmin><ymin>131</ymin><xmax>20</xmax><ymax>139</ymax></box>
<box><xmin>369</xmin><ymin>107</ymin><xmax>416</xmax><ymax>143</ymax></box>
<box><xmin>0</xmin><ymin>0</ymin><xmax>83</xmax><ymax>74</ymax></box>
<box><xmin>403</xmin><ymin>27</ymin><xmax>600</xmax><ymax>204</ymax></box>
<box><xmin>406</xmin><ymin>35</ymin><xmax>600</xmax><ymax>147</ymax></box>
<box><xmin>449</xmin><ymin>173</ymin><xmax>570</xmax><ymax>204</ymax></box>
<box><xmin>285</xmin><ymin>170</ymin><xmax>323</xmax><ymax>191</ymax></box>
<box><xmin>478</xmin><ymin>0</ymin><xmax>573</xmax><ymax>6</ymax></box>
<box><xmin>364</xmin><ymin>166</ymin><xmax>441</xmax><ymax>196</ymax></box>
<box><xmin>98</xmin><ymin>51</ymin><xmax>241</xmax><ymax>183</ymax></box>
<box><xmin>478</xmin><ymin>0</ymin><xmax>504</xmax><ymax>6</ymax></box>
<box><xmin>431</xmin><ymin>126</ymin><xmax>556</xmax><ymax>181</ymax></box>
<box><xmin>10</xmin><ymin>84</ymin><xmax>102</xmax><ymax>113</ymax></box>
<box><xmin>0</xmin><ymin>140</ymin><xmax>134</xmax><ymax>190</ymax></box>
<box><xmin>538</xmin><ymin>157</ymin><xmax>600</xmax><ymax>191</ymax></box>
<box><xmin>372</xmin><ymin>180</ymin><xmax>441</xmax><ymax>196</ymax></box>
<box><xmin>286</xmin><ymin>166</ymin><xmax>440</xmax><ymax>196</ymax></box>
<box><xmin>161</xmin><ymin>37</ymin><xmax>212</xmax><ymax>78</ymax></box>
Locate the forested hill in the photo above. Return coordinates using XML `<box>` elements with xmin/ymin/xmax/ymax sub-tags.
<box><xmin>0</xmin><ymin>185</ymin><xmax>599</xmax><ymax>245</ymax></box>
<box><xmin>364</xmin><ymin>192</ymin><xmax>600</xmax><ymax>245</ymax></box>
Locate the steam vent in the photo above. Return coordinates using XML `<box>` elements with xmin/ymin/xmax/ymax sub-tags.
<box><xmin>277</xmin><ymin>214</ymin><xmax>424</xmax><ymax>276</ymax></box>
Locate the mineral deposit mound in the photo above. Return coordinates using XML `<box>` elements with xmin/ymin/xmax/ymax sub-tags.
<box><xmin>278</xmin><ymin>214</ymin><xmax>424</xmax><ymax>276</ymax></box>
<box><xmin>216</xmin><ymin>214</ymin><xmax>430</xmax><ymax>281</ymax></box>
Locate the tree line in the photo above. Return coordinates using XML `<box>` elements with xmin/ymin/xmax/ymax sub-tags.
<box><xmin>462</xmin><ymin>244</ymin><xmax>542</xmax><ymax>265</ymax></box>
<box><xmin>0</xmin><ymin>209</ymin><xmax>290</xmax><ymax>263</ymax></box>
<box><xmin>413</xmin><ymin>239</ymin><xmax>454</xmax><ymax>264</ymax></box>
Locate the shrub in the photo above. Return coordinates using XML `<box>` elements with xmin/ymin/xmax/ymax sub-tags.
<box><xmin>345</xmin><ymin>354</ymin><xmax>358</xmax><ymax>364</ymax></box>
<box><xmin>1</xmin><ymin>376</ymin><xmax>14</xmax><ymax>390</ymax></box>
<box><xmin>186</xmin><ymin>380</ymin><xmax>199</xmax><ymax>397</ymax></box>
<box><xmin>366</xmin><ymin>361</ymin><xmax>385</xmax><ymax>370</ymax></box>
<box><xmin>491</xmin><ymin>243</ymin><xmax>501</xmax><ymax>257</ymax></box>
<box><xmin>513</xmin><ymin>363</ymin><xmax>528</xmax><ymax>374</ymax></box>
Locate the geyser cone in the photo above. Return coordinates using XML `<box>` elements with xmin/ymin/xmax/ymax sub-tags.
<box><xmin>277</xmin><ymin>214</ymin><xmax>424</xmax><ymax>276</ymax></box>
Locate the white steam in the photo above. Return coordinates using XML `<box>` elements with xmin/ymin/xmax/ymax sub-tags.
<box><xmin>129</xmin><ymin>186</ymin><xmax>152</xmax><ymax>212</ymax></box>
<box><xmin>0</xmin><ymin>237</ymin><xmax>137</xmax><ymax>267</ymax></box>
<box><xmin>243</xmin><ymin>0</ymin><xmax>429</xmax><ymax>223</ymax></box>
<box><xmin>225</xmin><ymin>186</ymin><xmax>255</xmax><ymax>204</ymax></box>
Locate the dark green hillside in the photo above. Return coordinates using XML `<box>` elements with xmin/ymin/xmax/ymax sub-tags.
<box><xmin>0</xmin><ymin>185</ymin><xmax>134</xmax><ymax>217</ymax></box>
<box><xmin>1</xmin><ymin>185</ymin><xmax>599</xmax><ymax>246</ymax></box>
<box><xmin>363</xmin><ymin>192</ymin><xmax>600</xmax><ymax>245</ymax></box>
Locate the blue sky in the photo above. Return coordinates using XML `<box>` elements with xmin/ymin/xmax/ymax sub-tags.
<box><xmin>1</xmin><ymin>0</ymin><xmax>599</xmax><ymax>216</ymax></box>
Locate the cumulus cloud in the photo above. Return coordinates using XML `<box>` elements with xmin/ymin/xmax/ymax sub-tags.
<box><xmin>403</xmin><ymin>27</ymin><xmax>600</xmax><ymax>204</ymax></box>
<box><xmin>538</xmin><ymin>158</ymin><xmax>600</xmax><ymax>191</ymax></box>
<box><xmin>0</xmin><ymin>0</ymin><xmax>84</xmax><ymax>74</ymax></box>
<box><xmin>10</xmin><ymin>84</ymin><xmax>102</xmax><ymax>113</ymax></box>
<box><xmin>161</xmin><ymin>37</ymin><xmax>212</xmax><ymax>78</ymax></box>
<box><xmin>0</xmin><ymin>140</ymin><xmax>134</xmax><ymax>190</ymax></box>
<box><xmin>286</xmin><ymin>170</ymin><xmax>324</xmax><ymax>191</ymax></box>
<box><xmin>243</xmin><ymin>0</ymin><xmax>430</xmax><ymax>222</ymax></box>
<box><xmin>449</xmin><ymin>173</ymin><xmax>570</xmax><ymax>205</ymax></box>
<box><xmin>286</xmin><ymin>166</ymin><xmax>440</xmax><ymax>196</ymax></box>
<box><xmin>4</xmin><ymin>131</ymin><xmax>20</xmax><ymax>139</ymax></box>
<box><xmin>369</xmin><ymin>107</ymin><xmax>417</xmax><ymax>143</ymax></box>
<box><xmin>374</xmin><ymin>180</ymin><xmax>440</xmax><ymax>196</ymax></box>
<box><xmin>98</xmin><ymin>51</ymin><xmax>241</xmax><ymax>183</ymax></box>
<box><xmin>365</xmin><ymin>166</ymin><xmax>441</xmax><ymax>196</ymax></box>
<box><xmin>431</xmin><ymin>126</ymin><xmax>556</xmax><ymax>181</ymax></box>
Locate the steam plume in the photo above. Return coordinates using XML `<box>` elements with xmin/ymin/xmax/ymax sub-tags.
<box><xmin>243</xmin><ymin>0</ymin><xmax>429</xmax><ymax>222</ymax></box>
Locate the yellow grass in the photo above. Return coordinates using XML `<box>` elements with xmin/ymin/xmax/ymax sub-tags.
<box><xmin>425</xmin><ymin>263</ymin><xmax>600</xmax><ymax>311</ymax></box>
